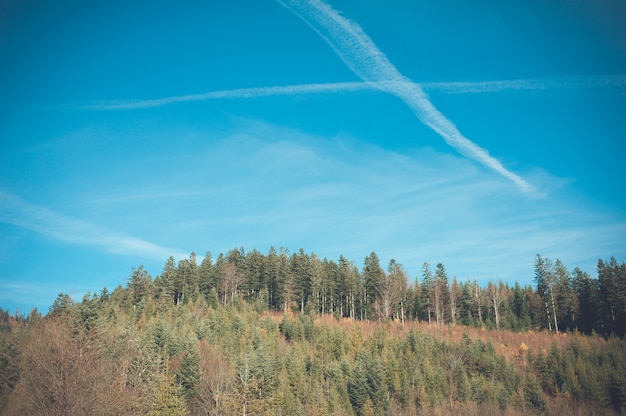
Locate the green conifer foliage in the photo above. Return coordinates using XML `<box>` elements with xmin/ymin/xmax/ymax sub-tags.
<box><xmin>152</xmin><ymin>373</ymin><xmax>188</xmax><ymax>416</ymax></box>
<box><xmin>3</xmin><ymin>248</ymin><xmax>626</xmax><ymax>415</ymax></box>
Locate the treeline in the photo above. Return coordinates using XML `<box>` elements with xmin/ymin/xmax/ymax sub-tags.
<box><xmin>0</xmin><ymin>248</ymin><xmax>625</xmax><ymax>414</ymax></box>
<box><xmin>57</xmin><ymin>247</ymin><xmax>624</xmax><ymax>337</ymax></box>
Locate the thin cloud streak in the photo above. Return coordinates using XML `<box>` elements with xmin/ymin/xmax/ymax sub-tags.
<box><xmin>0</xmin><ymin>191</ymin><xmax>188</xmax><ymax>261</ymax></box>
<box><xmin>77</xmin><ymin>190</ymin><xmax>203</xmax><ymax>205</ymax></box>
<box><xmin>423</xmin><ymin>74</ymin><xmax>626</xmax><ymax>94</ymax></box>
<box><xmin>168</xmin><ymin>124</ymin><xmax>626</xmax><ymax>281</ymax></box>
<box><xmin>77</xmin><ymin>74</ymin><xmax>626</xmax><ymax>111</ymax></box>
<box><xmin>276</xmin><ymin>0</ymin><xmax>536</xmax><ymax>193</ymax></box>
<box><xmin>80</xmin><ymin>82</ymin><xmax>371</xmax><ymax>110</ymax></box>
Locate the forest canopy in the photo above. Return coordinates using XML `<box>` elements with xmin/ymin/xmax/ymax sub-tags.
<box><xmin>51</xmin><ymin>248</ymin><xmax>624</xmax><ymax>337</ymax></box>
<box><xmin>1</xmin><ymin>248</ymin><xmax>625</xmax><ymax>415</ymax></box>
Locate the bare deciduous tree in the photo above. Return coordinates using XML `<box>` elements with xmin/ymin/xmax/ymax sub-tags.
<box><xmin>7</xmin><ymin>319</ymin><xmax>104</xmax><ymax>416</ymax></box>
<box><xmin>488</xmin><ymin>280</ymin><xmax>507</xmax><ymax>329</ymax></box>
<box><xmin>220</xmin><ymin>262</ymin><xmax>243</xmax><ymax>304</ymax></box>
<box><xmin>380</xmin><ymin>260</ymin><xmax>407</xmax><ymax>321</ymax></box>
<box><xmin>190</xmin><ymin>340</ymin><xmax>237</xmax><ymax>416</ymax></box>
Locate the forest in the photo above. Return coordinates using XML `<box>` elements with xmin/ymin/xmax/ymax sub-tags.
<box><xmin>0</xmin><ymin>248</ymin><xmax>625</xmax><ymax>415</ymax></box>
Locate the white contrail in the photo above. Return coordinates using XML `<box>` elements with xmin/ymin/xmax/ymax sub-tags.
<box><xmin>0</xmin><ymin>191</ymin><xmax>188</xmax><ymax>261</ymax></box>
<box><xmin>424</xmin><ymin>74</ymin><xmax>626</xmax><ymax>94</ymax></box>
<box><xmin>276</xmin><ymin>0</ymin><xmax>536</xmax><ymax>193</ymax></box>
<box><xmin>81</xmin><ymin>81</ymin><xmax>371</xmax><ymax>110</ymax></box>
<box><xmin>79</xmin><ymin>75</ymin><xmax>626</xmax><ymax>110</ymax></box>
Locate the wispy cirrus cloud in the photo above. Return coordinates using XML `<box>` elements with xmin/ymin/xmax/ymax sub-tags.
<box><xmin>0</xmin><ymin>191</ymin><xmax>188</xmax><ymax>261</ymax></box>
<box><xmin>152</xmin><ymin>121</ymin><xmax>626</xmax><ymax>281</ymax></box>
<box><xmin>275</xmin><ymin>0</ymin><xmax>537</xmax><ymax>194</ymax></box>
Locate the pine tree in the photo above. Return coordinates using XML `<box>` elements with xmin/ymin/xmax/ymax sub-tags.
<box><xmin>152</xmin><ymin>371</ymin><xmax>188</xmax><ymax>416</ymax></box>
<box><xmin>571</xmin><ymin>267</ymin><xmax>598</xmax><ymax>334</ymax></box>
<box><xmin>279</xmin><ymin>248</ymin><xmax>294</xmax><ymax>313</ymax></box>
<box><xmin>176</xmin><ymin>348</ymin><xmax>200</xmax><ymax>402</ymax></box>
<box><xmin>362</xmin><ymin>252</ymin><xmax>385</xmax><ymax>321</ymax></box>
<box><xmin>598</xmin><ymin>257</ymin><xmax>626</xmax><ymax>337</ymax></box>
<box><xmin>243</xmin><ymin>249</ymin><xmax>265</xmax><ymax>302</ymax></box>
<box><xmin>554</xmin><ymin>259</ymin><xmax>577</xmax><ymax>331</ymax></box>
<box><xmin>433</xmin><ymin>263</ymin><xmax>449</xmax><ymax>326</ymax></box>
<box><xmin>128</xmin><ymin>265</ymin><xmax>152</xmax><ymax>309</ymax></box>
<box><xmin>265</xmin><ymin>246</ymin><xmax>281</xmax><ymax>310</ymax></box>
<box><xmin>291</xmin><ymin>249</ymin><xmax>312</xmax><ymax>314</ymax></box>
<box><xmin>420</xmin><ymin>262</ymin><xmax>433</xmax><ymax>324</ymax></box>
<box><xmin>48</xmin><ymin>292</ymin><xmax>74</xmax><ymax>316</ymax></box>
<box><xmin>198</xmin><ymin>251</ymin><xmax>216</xmax><ymax>303</ymax></box>
<box><xmin>158</xmin><ymin>256</ymin><xmax>178</xmax><ymax>305</ymax></box>
<box><xmin>449</xmin><ymin>277</ymin><xmax>462</xmax><ymax>325</ymax></box>
<box><xmin>309</xmin><ymin>253</ymin><xmax>324</xmax><ymax>315</ymax></box>
<box><xmin>534</xmin><ymin>254</ymin><xmax>559</xmax><ymax>333</ymax></box>
<box><xmin>511</xmin><ymin>282</ymin><xmax>532</xmax><ymax>330</ymax></box>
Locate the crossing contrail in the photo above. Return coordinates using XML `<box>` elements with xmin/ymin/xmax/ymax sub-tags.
<box><xmin>276</xmin><ymin>0</ymin><xmax>535</xmax><ymax>194</ymax></box>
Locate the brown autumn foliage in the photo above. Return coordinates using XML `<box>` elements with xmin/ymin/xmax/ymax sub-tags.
<box><xmin>4</xmin><ymin>318</ymin><xmax>108</xmax><ymax>416</ymax></box>
<box><xmin>3</xmin><ymin>315</ymin><xmax>161</xmax><ymax>416</ymax></box>
<box><xmin>2</xmin><ymin>247</ymin><xmax>624</xmax><ymax>415</ymax></box>
<box><xmin>188</xmin><ymin>339</ymin><xmax>237</xmax><ymax>416</ymax></box>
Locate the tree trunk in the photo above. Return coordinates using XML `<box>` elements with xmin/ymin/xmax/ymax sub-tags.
<box><xmin>550</xmin><ymin>291</ymin><xmax>559</xmax><ymax>334</ymax></box>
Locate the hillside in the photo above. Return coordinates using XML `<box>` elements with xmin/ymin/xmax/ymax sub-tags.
<box><xmin>0</xmin><ymin>248</ymin><xmax>625</xmax><ymax>415</ymax></box>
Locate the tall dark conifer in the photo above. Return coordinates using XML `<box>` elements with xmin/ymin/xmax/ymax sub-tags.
<box><xmin>363</xmin><ymin>252</ymin><xmax>385</xmax><ymax>320</ymax></box>
<box><xmin>598</xmin><ymin>257</ymin><xmax>626</xmax><ymax>337</ymax></box>
<box><xmin>571</xmin><ymin>267</ymin><xmax>598</xmax><ymax>335</ymax></box>
<box><xmin>433</xmin><ymin>263</ymin><xmax>449</xmax><ymax>326</ymax></box>
<box><xmin>420</xmin><ymin>262</ymin><xmax>433</xmax><ymax>324</ymax></box>
<box><xmin>534</xmin><ymin>254</ymin><xmax>558</xmax><ymax>333</ymax></box>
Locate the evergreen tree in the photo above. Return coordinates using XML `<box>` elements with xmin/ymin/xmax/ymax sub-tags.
<box><xmin>265</xmin><ymin>246</ymin><xmax>281</xmax><ymax>310</ymax></box>
<box><xmin>322</xmin><ymin>259</ymin><xmax>339</xmax><ymax>316</ymax></box>
<box><xmin>571</xmin><ymin>267</ymin><xmax>598</xmax><ymax>335</ymax></box>
<box><xmin>309</xmin><ymin>253</ymin><xmax>324</xmax><ymax>315</ymax></box>
<box><xmin>510</xmin><ymin>282</ymin><xmax>532</xmax><ymax>330</ymax></box>
<box><xmin>460</xmin><ymin>280</ymin><xmax>476</xmax><ymax>326</ymax></box>
<box><xmin>176</xmin><ymin>347</ymin><xmax>200</xmax><ymax>402</ymax></box>
<box><xmin>534</xmin><ymin>254</ymin><xmax>559</xmax><ymax>333</ymax></box>
<box><xmin>48</xmin><ymin>292</ymin><xmax>75</xmax><ymax>316</ymax></box>
<box><xmin>158</xmin><ymin>256</ymin><xmax>178</xmax><ymax>305</ymax></box>
<box><xmin>554</xmin><ymin>259</ymin><xmax>577</xmax><ymax>332</ymax></box>
<box><xmin>598</xmin><ymin>257</ymin><xmax>626</xmax><ymax>337</ymax></box>
<box><xmin>279</xmin><ymin>247</ymin><xmax>294</xmax><ymax>312</ymax></box>
<box><xmin>336</xmin><ymin>255</ymin><xmax>350</xmax><ymax>318</ymax></box>
<box><xmin>152</xmin><ymin>371</ymin><xmax>188</xmax><ymax>416</ymax></box>
<box><xmin>349</xmin><ymin>349</ymin><xmax>386</xmax><ymax>415</ymax></box>
<box><xmin>128</xmin><ymin>265</ymin><xmax>152</xmax><ymax>309</ymax></box>
<box><xmin>362</xmin><ymin>252</ymin><xmax>385</xmax><ymax>320</ymax></box>
<box><xmin>449</xmin><ymin>277</ymin><xmax>462</xmax><ymax>325</ymax></box>
<box><xmin>198</xmin><ymin>251</ymin><xmax>216</xmax><ymax>303</ymax></box>
<box><xmin>291</xmin><ymin>249</ymin><xmax>312</xmax><ymax>313</ymax></box>
<box><xmin>173</xmin><ymin>255</ymin><xmax>194</xmax><ymax>306</ymax></box>
<box><xmin>243</xmin><ymin>249</ymin><xmax>265</xmax><ymax>301</ymax></box>
<box><xmin>420</xmin><ymin>262</ymin><xmax>433</xmax><ymax>324</ymax></box>
<box><xmin>433</xmin><ymin>263</ymin><xmax>449</xmax><ymax>326</ymax></box>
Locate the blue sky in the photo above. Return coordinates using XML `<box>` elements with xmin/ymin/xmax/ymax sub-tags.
<box><xmin>1</xmin><ymin>0</ymin><xmax>625</xmax><ymax>314</ymax></box>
